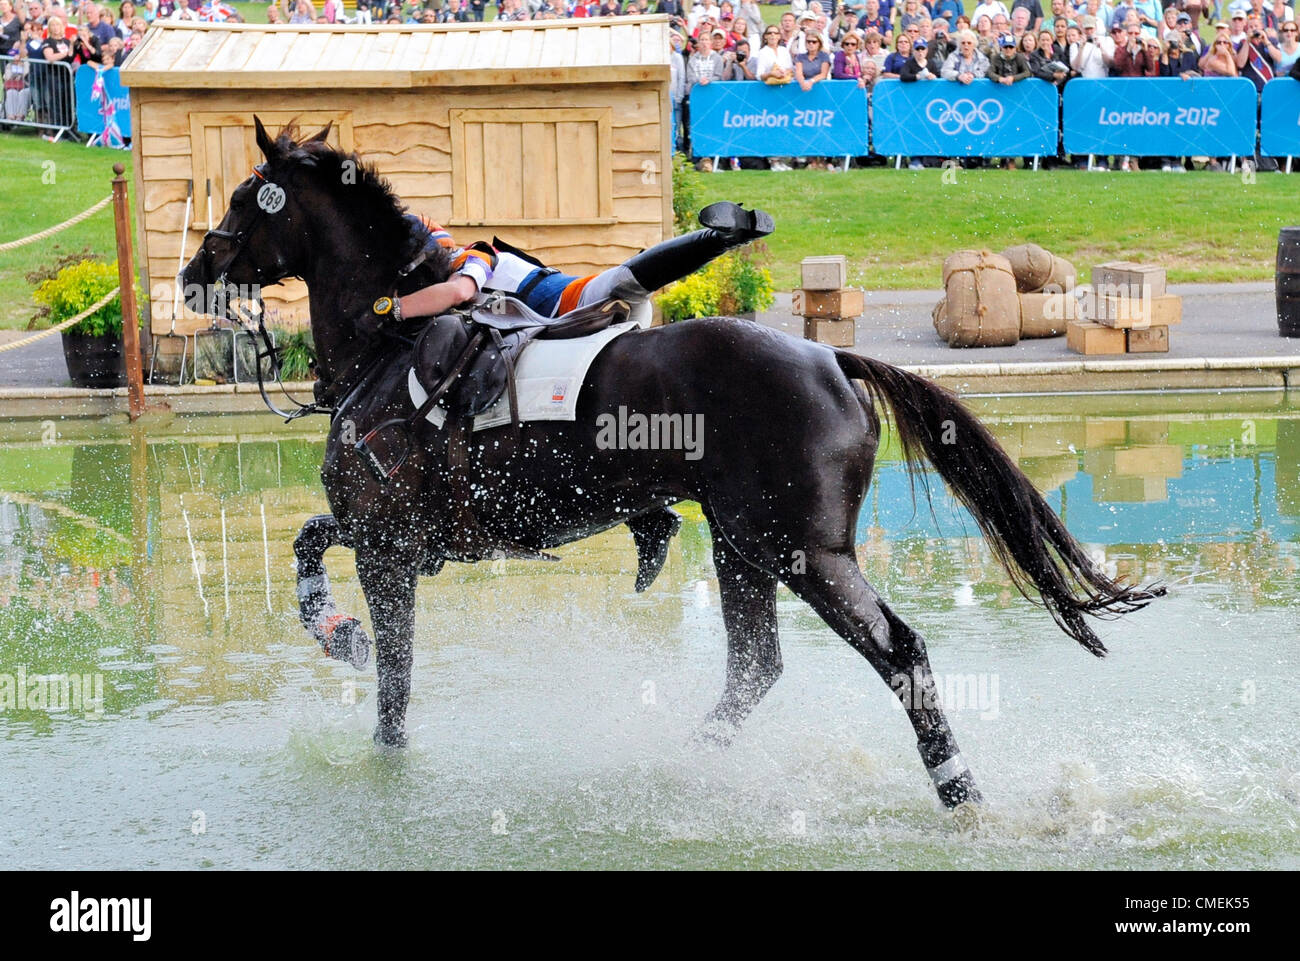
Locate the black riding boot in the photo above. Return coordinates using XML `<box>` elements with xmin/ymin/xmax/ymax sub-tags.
<box><xmin>624</xmin><ymin>202</ymin><xmax>774</xmax><ymax>293</ymax></box>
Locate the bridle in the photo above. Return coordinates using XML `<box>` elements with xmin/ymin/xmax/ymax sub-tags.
<box><xmin>196</xmin><ymin>163</ymin><xmax>325</xmax><ymax>421</ymax></box>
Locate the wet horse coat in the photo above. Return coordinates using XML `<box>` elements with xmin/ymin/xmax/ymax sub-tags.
<box><xmin>181</xmin><ymin>120</ymin><xmax>1162</xmax><ymax>810</ymax></box>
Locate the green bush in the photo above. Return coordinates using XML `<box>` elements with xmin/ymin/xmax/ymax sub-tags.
<box><xmin>272</xmin><ymin>327</ymin><xmax>316</xmax><ymax>382</ymax></box>
<box><xmin>656</xmin><ymin>243</ymin><xmax>776</xmax><ymax>322</ymax></box>
<box><xmin>671</xmin><ymin>152</ymin><xmax>702</xmax><ymax>235</ymax></box>
<box><xmin>31</xmin><ymin>258</ymin><xmax>137</xmax><ymax>337</ymax></box>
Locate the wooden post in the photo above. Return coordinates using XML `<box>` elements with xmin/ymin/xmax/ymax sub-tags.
<box><xmin>112</xmin><ymin>162</ymin><xmax>145</xmax><ymax>421</ymax></box>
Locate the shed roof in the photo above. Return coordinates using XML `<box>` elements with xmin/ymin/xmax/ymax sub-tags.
<box><xmin>121</xmin><ymin>17</ymin><xmax>671</xmax><ymax>89</ymax></box>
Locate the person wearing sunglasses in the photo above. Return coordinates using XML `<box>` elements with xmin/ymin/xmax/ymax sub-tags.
<box><xmin>794</xmin><ymin>32</ymin><xmax>831</xmax><ymax>90</ymax></box>
<box><xmin>832</xmin><ymin>28</ymin><xmax>868</xmax><ymax>85</ymax></box>
<box><xmin>1201</xmin><ymin>36</ymin><xmax>1239</xmax><ymax>76</ymax></box>
<box><xmin>1277</xmin><ymin>22</ymin><xmax>1300</xmax><ymax>74</ymax></box>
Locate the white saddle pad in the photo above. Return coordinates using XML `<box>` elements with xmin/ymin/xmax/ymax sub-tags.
<box><xmin>408</xmin><ymin>319</ymin><xmax>642</xmax><ymax>432</ymax></box>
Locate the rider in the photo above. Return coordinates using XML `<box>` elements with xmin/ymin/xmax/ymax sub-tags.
<box><xmin>375</xmin><ymin>200</ymin><xmax>775</xmax><ymax>591</ymax></box>
<box><xmin>376</xmin><ymin>200</ymin><xmax>775</xmax><ymax>326</ymax></box>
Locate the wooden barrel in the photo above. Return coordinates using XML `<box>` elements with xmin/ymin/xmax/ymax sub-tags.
<box><xmin>1277</xmin><ymin>227</ymin><xmax>1300</xmax><ymax>337</ymax></box>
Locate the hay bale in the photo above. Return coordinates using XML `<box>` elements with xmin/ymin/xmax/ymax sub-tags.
<box><xmin>1002</xmin><ymin>244</ymin><xmax>1077</xmax><ymax>294</ymax></box>
<box><xmin>1019</xmin><ymin>291</ymin><xmax>1077</xmax><ymax>338</ymax></box>
<box><xmin>935</xmin><ymin>250</ymin><xmax>1020</xmax><ymax>348</ymax></box>
<box><xmin>1045</xmin><ymin>254</ymin><xmax>1076</xmax><ymax>292</ymax></box>
<box><xmin>1001</xmin><ymin>243</ymin><xmax>1055</xmax><ymax>292</ymax></box>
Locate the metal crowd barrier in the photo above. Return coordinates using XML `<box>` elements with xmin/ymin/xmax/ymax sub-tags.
<box><xmin>1</xmin><ymin>56</ymin><xmax>79</xmax><ymax>143</ymax></box>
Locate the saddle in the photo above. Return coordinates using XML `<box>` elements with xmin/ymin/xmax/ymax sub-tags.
<box><xmin>413</xmin><ymin>293</ymin><xmax>631</xmax><ymax>421</ymax></box>
<box><xmin>354</xmin><ymin>293</ymin><xmax>630</xmax><ymax>564</ymax></box>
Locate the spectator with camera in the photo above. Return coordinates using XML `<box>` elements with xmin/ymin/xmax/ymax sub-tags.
<box><xmin>931</xmin><ymin>17</ymin><xmax>954</xmax><ymax>57</ymax></box>
<box><xmin>1233</xmin><ymin>11</ymin><xmax>1277</xmax><ymax>89</ymax></box>
<box><xmin>1071</xmin><ymin>15</ymin><xmax>1108</xmax><ymax>76</ymax></box>
<box><xmin>1162</xmin><ymin>27</ymin><xmax>1200</xmax><ymax>75</ymax></box>
<box><xmin>1113</xmin><ymin>19</ymin><xmax>1158</xmax><ymax>73</ymax></box>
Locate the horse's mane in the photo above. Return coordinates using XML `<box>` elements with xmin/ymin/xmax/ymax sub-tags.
<box><xmin>273</xmin><ymin>124</ymin><xmax>452</xmax><ymax>288</ymax></box>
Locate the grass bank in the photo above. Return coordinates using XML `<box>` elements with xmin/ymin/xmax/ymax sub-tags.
<box><xmin>2</xmin><ymin>129</ymin><xmax>1292</xmax><ymax>328</ymax></box>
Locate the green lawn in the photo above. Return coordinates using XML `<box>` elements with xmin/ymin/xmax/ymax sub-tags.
<box><xmin>0</xmin><ymin>133</ymin><xmax>134</xmax><ymax>330</ymax></box>
<box><xmin>693</xmin><ymin>165</ymin><xmax>1297</xmax><ymax>290</ymax></box>
<box><xmin>3</xmin><ymin>118</ymin><xmax>1293</xmax><ymax>329</ymax></box>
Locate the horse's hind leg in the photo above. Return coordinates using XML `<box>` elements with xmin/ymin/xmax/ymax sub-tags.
<box><xmin>355</xmin><ymin>547</ymin><xmax>419</xmax><ymax>748</ymax></box>
<box><xmin>699</xmin><ymin>527</ymin><xmax>782</xmax><ymax>743</ymax></box>
<box><xmin>787</xmin><ymin>550</ymin><xmax>983</xmax><ymax>809</ymax></box>
<box><xmin>294</xmin><ymin>514</ymin><xmax>371</xmax><ymax>670</ymax></box>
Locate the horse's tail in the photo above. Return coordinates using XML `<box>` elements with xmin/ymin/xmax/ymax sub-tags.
<box><xmin>835</xmin><ymin>351</ymin><xmax>1164</xmax><ymax>656</ymax></box>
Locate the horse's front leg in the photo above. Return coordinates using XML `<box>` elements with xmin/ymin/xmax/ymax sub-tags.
<box><xmin>355</xmin><ymin>545</ymin><xmax>419</xmax><ymax>748</ymax></box>
<box><xmin>294</xmin><ymin>513</ymin><xmax>371</xmax><ymax>669</ymax></box>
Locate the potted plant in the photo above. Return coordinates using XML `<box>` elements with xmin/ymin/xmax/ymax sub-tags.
<box><xmin>30</xmin><ymin>257</ymin><xmax>139</xmax><ymax>389</ymax></box>
<box><xmin>655</xmin><ymin>242</ymin><xmax>776</xmax><ymax>323</ymax></box>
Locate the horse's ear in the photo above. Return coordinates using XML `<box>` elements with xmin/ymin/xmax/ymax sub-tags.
<box><xmin>253</xmin><ymin>115</ymin><xmax>276</xmax><ymax>162</ymax></box>
<box><xmin>306</xmin><ymin>121</ymin><xmax>333</xmax><ymax>145</ymax></box>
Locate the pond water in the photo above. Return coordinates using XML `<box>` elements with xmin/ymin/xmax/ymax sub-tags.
<box><xmin>1</xmin><ymin>394</ymin><xmax>1297</xmax><ymax>870</ymax></box>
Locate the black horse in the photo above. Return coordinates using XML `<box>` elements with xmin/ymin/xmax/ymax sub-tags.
<box><xmin>182</xmin><ymin>121</ymin><xmax>1162</xmax><ymax>810</ymax></box>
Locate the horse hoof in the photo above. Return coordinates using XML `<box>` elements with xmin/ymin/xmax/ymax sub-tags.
<box><xmin>373</xmin><ymin>725</ymin><xmax>408</xmax><ymax>750</ymax></box>
<box><xmin>692</xmin><ymin>716</ymin><xmax>737</xmax><ymax>749</ymax></box>
<box><xmin>950</xmin><ymin>800</ymin><xmax>985</xmax><ymax>833</ymax></box>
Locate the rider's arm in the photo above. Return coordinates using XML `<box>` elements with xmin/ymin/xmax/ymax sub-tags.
<box><xmin>398</xmin><ymin>274</ymin><xmax>479</xmax><ymax>319</ymax></box>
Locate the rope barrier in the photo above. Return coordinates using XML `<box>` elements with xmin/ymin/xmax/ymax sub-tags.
<box><xmin>0</xmin><ymin>194</ymin><xmax>114</xmax><ymax>252</ymax></box>
<box><xmin>0</xmin><ymin>287</ymin><xmax>121</xmax><ymax>354</ymax></box>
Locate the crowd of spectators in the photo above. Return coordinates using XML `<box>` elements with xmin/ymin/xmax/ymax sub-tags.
<box><xmin>4</xmin><ymin>0</ymin><xmax>1300</xmax><ymax>165</ymax></box>
<box><xmin>662</xmin><ymin>0</ymin><xmax>1300</xmax><ymax>170</ymax></box>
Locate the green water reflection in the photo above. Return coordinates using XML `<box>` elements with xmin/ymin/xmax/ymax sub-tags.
<box><xmin>2</xmin><ymin>395</ymin><xmax>1298</xmax><ymax>733</ymax></box>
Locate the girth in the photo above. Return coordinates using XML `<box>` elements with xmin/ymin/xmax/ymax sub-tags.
<box><xmin>352</xmin><ymin>294</ymin><xmax>630</xmax><ymax>563</ymax></box>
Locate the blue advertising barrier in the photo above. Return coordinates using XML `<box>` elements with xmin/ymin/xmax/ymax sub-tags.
<box><xmin>1063</xmin><ymin>77</ymin><xmax>1256</xmax><ymax>157</ymax></box>
<box><xmin>687</xmin><ymin>80</ymin><xmax>868</xmax><ymax>157</ymax></box>
<box><xmin>871</xmin><ymin>78</ymin><xmax>1059</xmax><ymax>158</ymax></box>
<box><xmin>75</xmin><ymin>65</ymin><xmax>131</xmax><ymax>147</ymax></box>
<box><xmin>1260</xmin><ymin>77</ymin><xmax>1300</xmax><ymax>158</ymax></box>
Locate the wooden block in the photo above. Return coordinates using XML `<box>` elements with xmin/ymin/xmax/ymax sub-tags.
<box><xmin>1112</xmin><ymin>444</ymin><xmax>1183</xmax><ymax>478</ymax></box>
<box><xmin>792</xmin><ymin>287</ymin><xmax>865</xmax><ymax>319</ymax></box>
<box><xmin>1084</xmin><ymin>419</ymin><xmax>1128</xmax><ymax>448</ymax></box>
<box><xmin>1092</xmin><ymin>261</ymin><xmax>1167</xmax><ymax>299</ymax></box>
<box><xmin>1092</xmin><ymin>474</ymin><xmax>1168</xmax><ymax>503</ymax></box>
<box><xmin>800</xmin><ymin>255</ymin><xmax>848</xmax><ymax>291</ymax></box>
<box><xmin>1126</xmin><ymin>325</ymin><xmax>1169</xmax><ymax>353</ymax></box>
<box><xmin>1067</xmin><ymin>320</ymin><xmax>1126</xmax><ymax>355</ymax></box>
<box><xmin>1094</xmin><ymin>294</ymin><xmax>1182</xmax><ymax>330</ymax></box>
<box><xmin>803</xmin><ymin>317</ymin><xmax>855</xmax><ymax>347</ymax></box>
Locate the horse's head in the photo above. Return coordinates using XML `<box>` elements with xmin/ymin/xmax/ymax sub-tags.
<box><xmin>179</xmin><ymin>116</ymin><xmax>433</xmax><ymax>317</ymax></box>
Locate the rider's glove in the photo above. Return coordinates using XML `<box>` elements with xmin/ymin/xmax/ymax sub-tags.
<box><xmin>455</xmin><ymin>241</ymin><xmax>497</xmax><ymax>293</ymax></box>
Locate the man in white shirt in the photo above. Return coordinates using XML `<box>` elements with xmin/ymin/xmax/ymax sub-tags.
<box><xmin>1071</xmin><ymin>14</ymin><xmax>1108</xmax><ymax>75</ymax></box>
<box><xmin>971</xmin><ymin>0</ymin><xmax>1009</xmax><ymax>25</ymax></box>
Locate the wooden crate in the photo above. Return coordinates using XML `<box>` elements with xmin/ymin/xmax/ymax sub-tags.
<box><xmin>1126</xmin><ymin>325</ymin><xmax>1170</xmax><ymax>353</ymax></box>
<box><xmin>800</xmin><ymin>255</ymin><xmax>847</xmax><ymax>291</ymax></box>
<box><xmin>1067</xmin><ymin>320</ymin><xmax>1126</xmax><ymax>355</ymax></box>
<box><xmin>1093</xmin><ymin>294</ymin><xmax>1182</xmax><ymax>330</ymax></box>
<box><xmin>1092</xmin><ymin>261</ymin><xmax>1168</xmax><ymax>299</ymax></box>
<box><xmin>792</xmin><ymin>287</ymin><xmax>864</xmax><ymax>319</ymax></box>
<box><xmin>803</xmin><ymin>317</ymin><xmax>855</xmax><ymax>347</ymax></box>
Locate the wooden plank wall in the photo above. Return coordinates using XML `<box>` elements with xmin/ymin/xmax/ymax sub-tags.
<box><xmin>136</xmin><ymin>82</ymin><xmax>668</xmax><ymax>335</ymax></box>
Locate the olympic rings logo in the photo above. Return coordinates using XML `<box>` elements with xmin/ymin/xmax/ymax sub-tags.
<box><xmin>925</xmin><ymin>98</ymin><xmax>1005</xmax><ymax>136</ymax></box>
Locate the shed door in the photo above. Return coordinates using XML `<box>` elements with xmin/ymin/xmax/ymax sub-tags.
<box><xmin>449</xmin><ymin>108</ymin><xmax>614</xmax><ymax>227</ymax></box>
<box><xmin>188</xmin><ymin>111</ymin><xmax>355</xmax><ymax>229</ymax></box>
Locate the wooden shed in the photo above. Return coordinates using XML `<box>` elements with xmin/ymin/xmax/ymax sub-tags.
<box><xmin>120</xmin><ymin>18</ymin><xmax>673</xmax><ymax>334</ymax></box>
